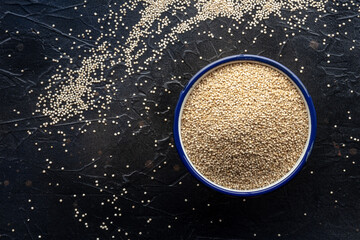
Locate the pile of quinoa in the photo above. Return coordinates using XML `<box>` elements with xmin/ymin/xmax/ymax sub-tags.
<box><xmin>180</xmin><ymin>62</ymin><xmax>309</xmax><ymax>190</ymax></box>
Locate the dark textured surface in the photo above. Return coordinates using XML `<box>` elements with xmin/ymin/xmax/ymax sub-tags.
<box><xmin>1</xmin><ymin>0</ymin><xmax>360</xmax><ymax>239</ymax></box>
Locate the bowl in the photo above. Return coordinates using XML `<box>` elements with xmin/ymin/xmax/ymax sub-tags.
<box><xmin>173</xmin><ymin>54</ymin><xmax>317</xmax><ymax>197</ymax></box>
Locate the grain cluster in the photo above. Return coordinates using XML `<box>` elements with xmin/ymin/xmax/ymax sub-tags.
<box><xmin>35</xmin><ymin>0</ymin><xmax>328</xmax><ymax>125</ymax></box>
<box><xmin>181</xmin><ymin>62</ymin><xmax>309</xmax><ymax>190</ymax></box>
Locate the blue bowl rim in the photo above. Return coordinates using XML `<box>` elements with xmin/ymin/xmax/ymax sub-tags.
<box><xmin>173</xmin><ymin>54</ymin><xmax>317</xmax><ymax>197</ymax></box>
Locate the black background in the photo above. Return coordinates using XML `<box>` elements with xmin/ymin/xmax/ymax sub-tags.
<box><xmin>1</xmin><ymin>0</ymin><xmax>360</xmax><ymax>239</ymax></box>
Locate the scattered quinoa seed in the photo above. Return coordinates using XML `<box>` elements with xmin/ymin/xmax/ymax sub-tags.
<box><xmin>35</xmin><ymin>0</ymin><xmax>327</xmax><ymax>126</ymax></box>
